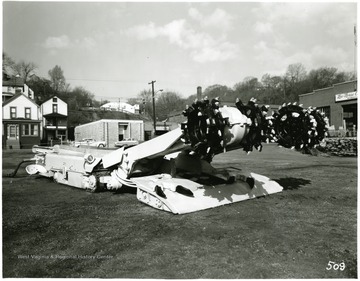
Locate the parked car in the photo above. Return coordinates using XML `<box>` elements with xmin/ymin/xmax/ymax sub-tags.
<box><xmin>72</xmin><ymin>138</ymin><xmax>106</xmax><ymax>148</ymax></box>
<box><xmin>114</xmin><ymin>138</ymin><xmax>139</xmax><ymax>148</ymax></box>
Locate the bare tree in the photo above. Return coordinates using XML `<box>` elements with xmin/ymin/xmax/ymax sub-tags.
<box><xmin>233</xmin><ymin>77</ymin><xmax>263</xmax><ymax>102</ymax></box>
<box><xmin>48</xmin><ymin>65</ymin><xmax>66</xmax><ymax>93</ymax></box>
<box><xmin>2</xmin><ymin>52</ymin><xmax>15</xmax><ymax>75</ymax></box>
<box><xmin>203</xmin><ymin>84</ymin><xmax>235</xmax><ymax>101</ymax></box>
<box><xmin>64</xmin><ymin>86</ymin><xmax>95</xmax><ymax>110</ymax></box>
<box><xmin>260</xmin><ymin>74</ymin><xmax>284</xmax><ymax>104</ymax></box>
<box><xmin>307</xmin><ymin>67</ymin><xmax>355</xmax><ymax>90</ymax></box>
<box><xmin>285</xmin><ymin>63</ymin><xmax>307</xmax><ymax>84</ymax></box>
<box><xmin>136</xmin><ymin>89</ymin><xmax>153</xmax><ymax>117</ymax></box>
<box><xmin>285</xmin><ymin>63</ymin><xmax>307</xmax><ymax>101</ymax></box>
<box><xmin>156</xmin><ymin>91</ymin><xmax>185</xmax><ymax>121</ymax></box>
<box><xmin>14</xmin><ymin>60</ymin><xmax>38</xmax><ymax>81</ymax></box>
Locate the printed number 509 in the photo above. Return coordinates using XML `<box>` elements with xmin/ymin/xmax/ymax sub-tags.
<box><xmin>326</xmin><ymin>261</ymin><xmax>345</xmax><ymax>271</ymax></box>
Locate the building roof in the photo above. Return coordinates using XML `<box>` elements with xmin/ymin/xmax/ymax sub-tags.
<box><xmin>43</xmin><ymin>112</ymin><xmax>67</xmax><ymax>118</ymax></box>
<box><xmin>333</xmin><ymin>79</ymin><xmax>357</xmax><ymax>87</ymax></box>
<box><xmin>2</xmin><ymin>77</ymin><xmax>25</xmax><ymax>87</ymax></box>
<box><xmin>42</xmin><ymin>95</ymin><xmax>66</xmax><ymax>104</ymax></box>
<box><xmin>75</xmin><ymin>119</ymin><xmax>144</xmax><ymax>129</ymax></box>
<box><xmin>299</xmin><ymin>79</ymin><xmax>358</xmax><ymax>97</ymax></box>
<box><xmin>2</xmin><ymin>92</ymin><xmax>14</xmax><ymax>96</ymax></box>
<box><xmin>2</xmin><ymin>92</ymin><xmax>39</xmax><ymax>108</ymax></box>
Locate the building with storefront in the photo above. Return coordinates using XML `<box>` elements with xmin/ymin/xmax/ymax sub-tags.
<box><xmin>299</xmin><ymin>80</ymin><xmax>357</xmax><ymax>135</ymax></box>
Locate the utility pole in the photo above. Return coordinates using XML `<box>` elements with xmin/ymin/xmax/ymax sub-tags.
<box><xmin>354</xmin><ymin>24</ymin><xmax>357</xmax><ymax>80</ymax></box>
<box><xmin>148</xmin><ymin>80</ymin><xmax>156</xmax><ymax>135</ymax></box>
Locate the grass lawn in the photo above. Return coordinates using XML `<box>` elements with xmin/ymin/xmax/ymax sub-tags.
<box><xmin>2</xmin><ymin>144</ymin><xmax>357</xmax><ymax>278</ymax></box>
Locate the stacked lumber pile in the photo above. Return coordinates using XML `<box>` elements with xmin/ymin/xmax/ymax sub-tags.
<box><xmin>318</xmin><ymin>138</ymin><xmax>357</xmax><ymax>156</ymax></box>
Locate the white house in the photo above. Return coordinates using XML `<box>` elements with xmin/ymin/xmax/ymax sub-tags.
<box><xmin>100</xmin><ymin>102</ymin><xmax>139</xmax><ymax>114</ymax></box>
<box><xmin>2</xmin><ymin>93</ymin><xmax>41</xmax><ymax>149</ymax></box>
<box><xmin>41</xmin><ymin>96</ymin><xmax>68</xmax><ymax>142</ymax></box>
<box><xmin>2</xmin><ymin>77</ymin><xmax>35</xmax><ymax>102</ymax></box>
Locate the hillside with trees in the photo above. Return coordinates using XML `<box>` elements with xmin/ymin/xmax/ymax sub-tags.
<box><xmin>186</xmin><ymin>63</ymin><xmax>355</xmax><ymax>106</ymax></box>
<box><xmin>3</xmin><ymin>52</ymin><xmax>356</xmax><ymax>127</ymax></box>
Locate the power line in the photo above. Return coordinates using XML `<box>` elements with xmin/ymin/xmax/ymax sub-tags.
<box><xmin>66</xmin><ymin>78</ymin><xmax>141</xmax><ymax>83</ymax></box>
<box><xmin>97</xmin><ymin>96</ymin><xmax>132</xmax><ymax>100</ymax></box>
<box><xmin>66</xmin><ymin>77</ymin><xmax>200</xmax><ymax>89</ymax></box>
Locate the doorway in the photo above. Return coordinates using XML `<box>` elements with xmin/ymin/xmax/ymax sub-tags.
<box><xmin>7</xmin><ymin>124</ymin><xmax>20</xmax><ymax>149</ymax></box>
<box><xmin>342</xmin><ymin>103</ymin><xmax>357</xmax><ymax>136</ymax></box>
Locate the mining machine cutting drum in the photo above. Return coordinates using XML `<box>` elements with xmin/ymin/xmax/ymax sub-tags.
<box><xmin>21</xmin><ymin>97</ymin><xmax>328</xmax><ymax>214</ymax></box>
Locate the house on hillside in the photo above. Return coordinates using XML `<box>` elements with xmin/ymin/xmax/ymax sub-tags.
<box><xmin>2</xmin><ymin>93</ymin><xmax>41</xmax><ymax>149</ymax></box>
<box><xmin>2</xmin><ymin>75</ymin><xmax>35</xmax><ymax>103</ymax></box>
<box><xmin>100</xmin><ymin>102</ymin><xmax>140</xmax><ymax>114</ymax></box>
<box><xmin>2</xmin><ymin>74</ymin><xmax>40</xmax><ymax>149</ymax></box>
<box><xmin>41</xmin><ymin>96</ymin><xmax>68</xmax><ymax>143</ymax></box>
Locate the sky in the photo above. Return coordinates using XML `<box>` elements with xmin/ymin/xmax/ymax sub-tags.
<box><xmin>2</xmin><ymin>1</ymin><xmax>358</xmax><ymax>102</ymax></box>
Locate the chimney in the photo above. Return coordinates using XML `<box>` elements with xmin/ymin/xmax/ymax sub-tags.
<box><xmin>197</xmin><ymin>86</ymin><xmax>202</xmax><ymax>100</ymax></box>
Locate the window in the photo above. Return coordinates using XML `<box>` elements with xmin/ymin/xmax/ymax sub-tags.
<box><xmin>57</xmin><ymin>130</ymin><xmax>66</xmax><ymax>140</ymax></box>
<box><xmin>10</xmin><ymin>107</ymin><xmax>17</xmax><ymax>119</ymax></box>
<box><xmin>118</xmin><ymin>124</ymin><xmax>127</xmax><ymax>141</ymax></box>
<box><xmin>343</xmin><ymin>112</ymin><xmax>353</xmax><ymax>118</ymax></box>
<box><xmin>53</xmin><ymin>104</ymin><xmax>58</xmax><ymax>113</ymax></box>
<box><xmin>22</xmin><ymin>124</ymin><xmax>38</xmax><ymax>136</ymax></box>
<box><xmin>25</xmin><ymin>108</ymin><xmax>31</xmax><ymax>119</ymax></box>
<box><xmin>53</xmin><ymin>97</ymin><xmax>57</xmax><ymax>102</ymax></box>
<box><xmin>318</xmin><ymin>106</ymin><xmax>330</xmax><ymax>124</ymax></box>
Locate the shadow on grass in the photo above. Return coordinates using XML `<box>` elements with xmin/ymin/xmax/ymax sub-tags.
<box><xmin>273</xmin><ymin>177</ymin><xmax>311</xmax><ymax>190</ymax></box>
<box><xmin>112</xmin><ymin>185</ymin><xmax>137</xmax><ymax>194</ymax></box>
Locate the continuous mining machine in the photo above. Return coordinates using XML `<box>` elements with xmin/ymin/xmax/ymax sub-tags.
<box><xmin>22</xmin><ymin>99</ymin><xmax>327</xmax><ymax>214</ymax></box>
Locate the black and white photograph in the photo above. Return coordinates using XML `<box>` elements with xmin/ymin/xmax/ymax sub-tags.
<box><xmin>2</xmin><ymin>1</ymin><xmax>358</xmax><ymax>278</ymax></box>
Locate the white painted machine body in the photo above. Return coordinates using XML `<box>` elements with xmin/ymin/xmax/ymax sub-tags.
<box><xmin>26</xmin><ymin>106</ymin><xmax>283</xmax><ymax>214</ymax></box>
